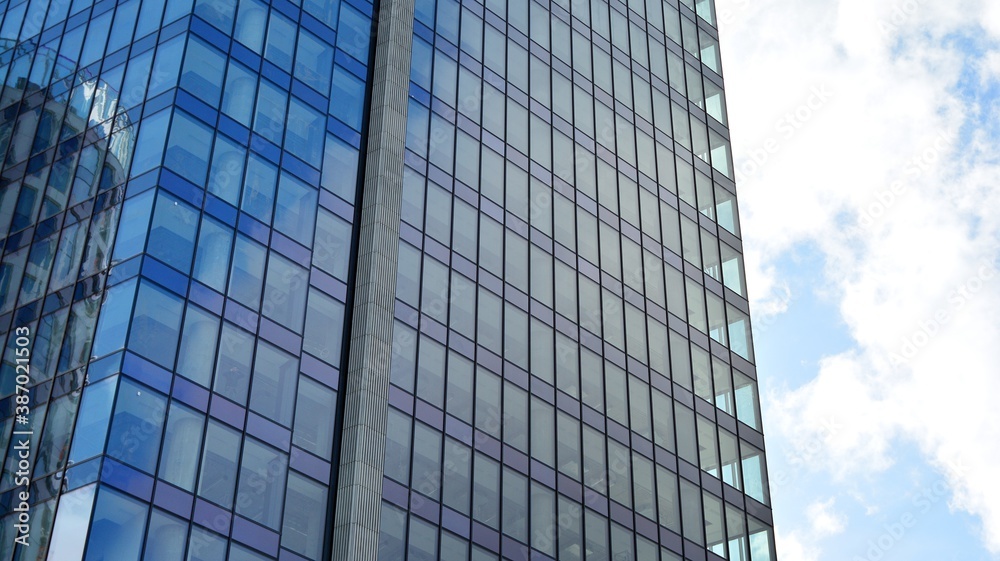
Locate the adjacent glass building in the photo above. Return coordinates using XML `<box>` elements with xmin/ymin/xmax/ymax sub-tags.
<box><xmin>0</xmin><ymin>0</ymin><xmax>775</xmax><ymax>559</ymax></box>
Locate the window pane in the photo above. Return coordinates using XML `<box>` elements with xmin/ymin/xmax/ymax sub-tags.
<box><xmin>242</xmin><ymin>155</ymin><xmax>277</xmax><ymax>223</ymax></box>
<box><xmin>165</xmin><ymin>111</ymin><xmax>213</xmax><ymax>184</ymax></box>
<box><xmin>192</xmin><ymin>216</ymin><xmax>234</xmax><ymax>292</ymax></box>
<box><xmin>181</xmin><ymin>37</ymin><xmax>225</xmax><ymax>105</ymax></box>
<box><xmin>160</xmin><ymin>401</ymin><xmax>205</xmax><ymax>491</ymax></box>
<box><xmin>107</xmin><ymin>379</ymin><xmax>167</xmax><ymax>473</ymax></box>
<box><xmin>129</xmin><ymin>281</ymin><xmax>184</xmax><ymax>368</ymax></box>
<box><xmin>144</xmin><ymin>508</ymin><xmax>188</xmax><ymax>561</ymax></box>
<box><xmin>236</xmin><ymin>439</ymin><xmax>288</xmax><ymax>529</ymax></box>
<box><xmin>295</xmin><ymin>30</ymin><xmax>333</xmax><ymax>95</ymax></box>
<box><xmin>46</xmin><ymin>485</ymin><xmax>97</xmax><ymax>561</ymax></box>
<box><xmin>207</xmin><ymin>135</ymin><xmax>246</xmax><ymax>205</ymax></box>
<box><xmin>281</xmin><ymin>472</ymin><xmax>328</xmax><ymax>559</ymax></box>
<box><xmin>214</xmin><ymin>322</ymin><xmax>255</xmax><ymax>404</ymax></box>
<box><xmin>176</xmin><ymin>304</ymin><xmax>220</xmax><ymax>387</ymax></box>
<box><xmin>285</xmin><ymin>100</ymin><xmax>324</xmax><ymax>167</ymax></box>
<box><xmin>384</xmin><ymin>408</ymin><xmax>412</xmax><ymax>484</ymax></box>
<box><xmin>320</xmin><ymin>134</ymin><xmax>359</xmax><ymax>202</ymax></box>
<box><xmin>148</xmin><ymin>191</ymin><xmax>198</xmax><ymax>274</ymax></box>
<box><xmin>197</xmin><ymin>420</ymin><xmax>242</xmax><ymax>508</ymax></box>
<box><xmin>302</xmin><ymin>288</ymin><xmax>345</xmax><ymax>365</ymax></box>
<box><xmin>313</xmin><ymin>209</ymin><xmax>353</xmax><ymax>281</ymax></box>
<box><xmin>262</xmin><ymin>254</ymin><xmax>309</xmax><ymax>332</ymax></box>
<box><xmin>293</xmin><ymin>377</ymin><xmax>337</xmax><ymax>460</ymax></box>
<box><xmin>227</xmin><ymin>235</ymin><xmax>266</xmax><ymax>308</ymax></box>
<box><xmin>249</xmin><ymin>342</ymin><xmax>299</xmax><ymax>427</ymax></box>
<box><xmin>330</xmin><ymin>65</ymin><xmax>365</xmax><ymax>130</ymax></box>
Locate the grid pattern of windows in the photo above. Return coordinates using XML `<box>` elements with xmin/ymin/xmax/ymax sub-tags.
<box><xmin>0</xmin><ymin>0</ymin><xmax>373</xmax><ymax>558</ymax></box>
<box><xmin>379</xmin><ymin>0</ymin><xmax>773</xmax><ymax>559</ymax></box>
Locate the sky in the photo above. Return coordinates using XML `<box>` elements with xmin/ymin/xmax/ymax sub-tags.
<box><xmin>714</xmin><ymin>0</ymin><xmax>1000</xmax><ymax>560</ymax></box>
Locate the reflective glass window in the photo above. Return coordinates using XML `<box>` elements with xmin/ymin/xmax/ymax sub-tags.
<box><xmin>86</xmin><ymin>486</ymin><xmax>149</xmax><ymax>561</ymax></box>
<box><xmin>236</xmin><ymin>438</ymin><xmax>288</xmax><ymax>529</ymax></box>
<box><xmin>197</xmin><ymin>420</ymin><xmax>242</xmax><ymax>508</ymax></box>
<box><xmin>249</xmin><ymin>341</ymin><xmax>299</xmax><ymax>427</ymax></box>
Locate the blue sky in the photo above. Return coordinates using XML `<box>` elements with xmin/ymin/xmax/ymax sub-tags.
<box><xmin>716</xmin><ymin>1</ymin><xmax>1000</xmax><ymax>559</ymax></box>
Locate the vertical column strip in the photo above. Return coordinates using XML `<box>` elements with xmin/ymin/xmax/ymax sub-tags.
<box><xmin>330</xmin><ymin>0</ymin><xmax>414</xmax><ymax>556</ymax></box>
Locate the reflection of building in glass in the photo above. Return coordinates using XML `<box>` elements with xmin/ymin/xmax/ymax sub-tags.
<box><xmin>0</xmin><ymin>0</ymin><xmax>775</xmax><ymax>560</ymax></box>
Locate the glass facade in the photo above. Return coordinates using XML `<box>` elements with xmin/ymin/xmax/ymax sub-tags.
<box><xmin>0</xmin><ymin>0</ymin><xmax>372</xmax><ymax>558</ymax></box>
<box><xmin>377</xmin><ymin>0</ymin><xmax>773</xmax><ymax>559</ymax></box>
<box><xmin>0</xmin><ymin>0</ymin><xmax>774</xmax><ymax>560</ymax></box>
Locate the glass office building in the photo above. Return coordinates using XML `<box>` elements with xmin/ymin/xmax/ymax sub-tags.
<box><xmin>0</xmin><ymin>0</ymin><xmax>775</xmax><ymax>559</ymax></box>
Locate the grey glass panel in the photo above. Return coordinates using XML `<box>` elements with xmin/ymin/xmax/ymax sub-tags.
<box><xmin>249</xmin><ymin>341</ymin><xmax>299</xmax><ymax>427</ymax></box>
<box><xmin>262</xmin><ymin>254</ymin><xmax>308</xmax><ymax>333</ymax></box>
<box><xmin>235</xmin><ymin>438</ymin><xmax>288</xmax><ymax>529</ymax></box>
<box><xmin>293</xmin><ymin>376</ymin><xmax>338</xmax><ymax>460</ymax></box>
<box><xmin>411</xmin><ymin>422</ymin><xmax>442</xmax><ymax>501</ymax></box>
<box><xmin>214</xmin><ymin>321</ymin><xmax>254</xmax><ymax>403</ymax></box>
<box><xmin>144</xmin><ymin>508</ymin><xmax>188</xmax><ymax>561</ymax></box>
<box><xmin>378</xmin><ymin>502</ymin><xmax>407</xmax><ymax>559</ymax></box>
<box><xmin>384</xmin><ymin>408</ymin><xmax>412</xmax><ymax>484</ymax></box>
<box><xmin>281</xmin><ymin>471</ymin><xmax>328</xmax><ymax>559</ymax></box>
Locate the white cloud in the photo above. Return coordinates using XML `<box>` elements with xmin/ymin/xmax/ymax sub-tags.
<box><xmin>807</xmin><ymin>498</ymin><xmax>848</xmax><ymax>538</ymax></box>
<box><xmin>717</xmin><ymin>0</ymin><xmax>1000</xmax><ymax>556</ymax></box>
<box><xmin>775</xmin><ymin>530</ymin><xmax>821</xmax><ymax>561</ymax></box>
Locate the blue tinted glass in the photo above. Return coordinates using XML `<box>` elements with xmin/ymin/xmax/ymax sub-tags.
<box><xmin>165</xmin><ymin>111</ymin><xmax>213</xmax><ymax>184</ymax></box>
<box><xmin>227</xmin><ymin>235</ymin><xmax>266</xmax><ymax>309</ymax></box>
<box><xmin>106</xmin><ymin>378</ymin><xmax>167</xmax><ymax>473</ymax></box>
<box><xmin>192</xmin><ymin>216</ymin><xmax>234</xmax><ymax>291</ymax></box>
<box><xmin>112</xmin><ymin>189</ymin><xmax>155</xmax><ymax>261</ymax></box>
<box><xmin>130</xmin><ymin>110</ymin><xmax>171</xmax><ymax>176</ymax></box>
<box><xmin>262</xmin><ymin>254</ymin><xmax>309</xmax><ymax>332</ymax></box>
<box><xmin>337</xmin><ymin>5</ymin><xmax>371</xmax><ymax>61</ymax></box>
<box><xmin>313</xmin><ymin>208</ymin><xmax>352</xmax><ymax>280</ymax></box>
<box><xmin>320</xmin><ymin>134</ymin><xmax>359</xmax><ymax>203</ymax></box>
<box><xmin>265</xmin><ymin>11</ymin><xmax>297</xmax><ymax>68</ymax></box>
<box><xmin>159</xmin><ymin>401</ymin><xmax>205</xmax><ymax>490</ymax></box>
<box><xmin>148</xmin><ymin>192</ymin><xmax>199</xmax><ymax>273</ymax></box>
<box><xmin>234</xmin><ymin>0</ymin><xmax>268</xmax><ymax>52</ymax></box>
<box><xmin>91</xmin><ymin>278</ymin><xmax>138</xmax><ymax>359</ymax></box>
<box><xmin>197</xmin><ymin>420</ymin><xmax>242</xmax><ymax>508</ymax></box>
<box><xmin>304</xmin><ymin>0</ymin><xmax>341</xmax><ymax>28</ymax></box>
<box><xmin>222</xmin><ymin>60</ymin><xmax>257</xmax><ymax>126</ymax></box>
<box><xmin>181</xmin><ymin>37</ymin><xmax>226</xmax><ymax>106</ymax></box>
<box><xmin>253</xmin><ymin>80</ymin><xmax>287</xmax><ymax>145</ymax></box>
<box><xmin>144</xmin><ymin>508</ymin><xmax>188</xmax><ymax>561</ymax></box>
<box><xmin>274</xmin><ymin>172</ymin><xmax>318</xmax><ymax>245</ymax></box>
<box><xmin>241</xmin><ymin>155</ymin><xmax>277</xmax><ymax>222</ymax></box>
<box><xmin>80</xmin><ymin>11</ymin><xmax>112</xmax><ymax>67</ymax></box>
<box><xmin>129</xmin><ymin>281</ymin><xmax>184</xmax><ymax>368</ymax></box>
<box><xmin>295</xmin><ymin>30</ymin><xmax>334</xmax><ymax>95</ymax></box>
<box><xmin>249</xmin><ymin>341</ymin><xmax>299</xmax><ymax>426</ymax></box>
<box><xmin>438</xmin><ymin>0</ymin><xmax>460</xmax><ymax>41</ymax></box>
<box><xmin>195</xmin><ymin>0</ymin><xmax>238</xmax><ymax>33</ymax></box>
<box><xmin>176</xmin><ymin>304</ymin><xmax>221</xmax><ymax>386</ymax></box>
<box><xmin>107</xmin><ymin>0</ymin><xmax>140</xmax><ymax>53</ymax></box>
<box><xmin>207</xmin><ymin>135</ymin><xmax>246</xmax><ymax>204</ymax></box>
<box><xmin>285</xmin><ymin>98</ymin><xmax>324</xmax><ymax>167</ymax></box>
<box><xmin>415</xmin><ymin>0</ymin><xmax>436</xmax><ymax>27</ymax></box>
<box><xmin>282</xmin><ymin>472</ymin><xmax>328</xmax><ymax>558</ymax></box>
<box><xmin>147</xmin><ymin>35</ymin><xmax>184</xmax><ymax>98</ymax></box>
<box><xmin>303</xmin><ymin>287</ymin><xmax>345</xmax><ymax>363</ymax></box>
<box><xmin>411</xmin><ymin>37</ymin><xmax>433</xmax><ymax>91</ymax></box>
<box><xmin>84</xmin><ymin>487</ymin><xmax>148</xmax><ymax>561</ymax></box>
<box><xmin>330</xmin><ymin>65</ymin><xmax>365</xmax><ymax>130</ymax></box>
